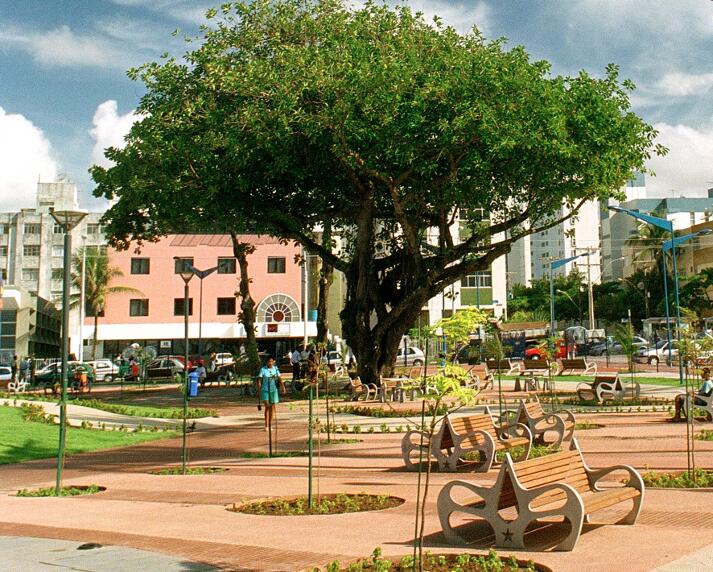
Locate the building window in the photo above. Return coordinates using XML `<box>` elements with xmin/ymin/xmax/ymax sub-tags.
<box><xmin>173</xmin><ymin>298</ymin><xmax>193</xmax><ymax>316</ymax></box>
<box><xmin>267</xmin><ymin>257</ymin><xmax>286</xmax><ymax>274</ymax></box>
<box><xmin>256</xmin><ymin>294</ymin><xmax>301</xmax><ymax>322</ymax></box>
<box><xmin>129</xmin><ymin>299</ymin><xmax>149</xmax><ymax>317</ymax></box>
<box><xmin>24</xmin><ymin>223</ymin><xmax>41</xmax><ymax>234</ymax></box>
<box><xmin>461</xmin><ymin>272</ymin><xmax>492</xmax><ymax>288</ymax></box>
<box><xmin>53</xmin><ymin>224</ymin><xmax>64</xmax><ymax>234</ymax></box>
<box><xmin>22</xmin><ymin>269</ymin><xmax>39</xmax><ymax>281</ymax></box>
<box><xmin>86</xmin><ymin>223</ymin><xmax>102</xmax><ymax>235</ymax></box>
<box><xmin>174</xmin><ymin>257</ymin><xmax>194</xmax><ymax>274</ymax></box>
<box><xmin>23</xmin><ymin>245</ymin><xmax>40</xmax><ymax>256</ymax></box>
<box><xmin>51</xmin><ymin>269</ymin><xmax>63</xmax><ymax>281</ymax></box>
<box><xmin>0</xmin><ymin>224</ymin><xmax>8</xmax><ymax>234</ymax></box>
<box><xmin>52</xmin><ymin>245</ymin><xmax>63</xmax><ymax>257</ymax></box>
<box><xmin>217</xmin><ymin>297</ymin><xmax>236</xmax><ymax>315</ymax></box>
<box><xmin>131</xmin><ymin>258</ymin><xmax>150</xmax><ymax>274</ymax></box>
<box><xmin>0</xmin><ymin>246</ymin><xmax>7</xmax><ymax>257</ymax></box>
<box><xmin>218</xmin><ymin>257</ymin><xmax>236</xmax><ymax>274</ymax></box>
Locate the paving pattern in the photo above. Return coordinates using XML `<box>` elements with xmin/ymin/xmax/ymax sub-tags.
<box><xmin>1</xmin><ymin>383</ymin><xmax>713</xmax><ymax>571</ymax></box>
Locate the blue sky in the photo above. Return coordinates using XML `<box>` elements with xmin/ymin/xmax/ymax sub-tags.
<box><xmin>1</xmin><ymin>0</ymin><xmax>712</xmax><ymax>211</ymax></box>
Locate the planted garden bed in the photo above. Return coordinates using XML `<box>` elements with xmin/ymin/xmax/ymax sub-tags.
<box><xmin>229</xmin><ymin>493</ymin><xmax>403</xmax><ymax>516</ymax></box>
<box><xmin>151</xmin><ymin>466</ymin><xmax>227</xmax><ymax>475</ymax></box>
<box><xmin>16</xmin><ymin>484</ymin><xmax>105</xmax><ymax>497</ymax></box>
<box><xmin>313</xmin><ymin>548</ymin><xmax>548</xmax><ymax>571</ymax></box>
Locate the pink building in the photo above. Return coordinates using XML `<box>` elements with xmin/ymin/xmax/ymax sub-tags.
<box><xmin>83</xmin><ymin>234</ymin><xmax>315</xmax><ymax>359</ymax></box>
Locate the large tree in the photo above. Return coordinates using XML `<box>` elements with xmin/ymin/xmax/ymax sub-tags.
<box><xmin>92</xmin><ymin>0</ymin><xmax>662</xmax><ymax>384</ymax></box>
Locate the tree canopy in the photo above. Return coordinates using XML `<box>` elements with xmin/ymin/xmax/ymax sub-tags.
<box><xmin>92</xmin><ymin>0</ymin><xmax>662</xmax><ymax>382</ymax></box>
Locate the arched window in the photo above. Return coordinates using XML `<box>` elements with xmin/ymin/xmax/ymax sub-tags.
<box><xmin>256</xmin><ymin>294</ymin><xmax>301</xmax><ymax>323</ymax></box>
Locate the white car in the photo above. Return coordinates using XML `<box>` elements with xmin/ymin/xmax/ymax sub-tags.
<box><xmin>0</xmin><ymin>366</ymin><xmax>11</xmax><ymax>383</ymax></box>
<box><xmin>214</xmin><ymin>352</ymin><xmax>235</xmax><ymax>366</ymax></box>
<box><xmin>395</xmin><ymin>346</ymin><xmax>425</xmax><ymax>366</ymax></box>
<box><xmin>84</xmin><ymin>359</ymin><xmax>120</xmax><ymax>382</ymax></box>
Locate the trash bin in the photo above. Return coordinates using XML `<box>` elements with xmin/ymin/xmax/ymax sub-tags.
<box><xmin>188</xmin><ymin>371</ymin><xmax>200</xmax><ymax>397</ymax></box>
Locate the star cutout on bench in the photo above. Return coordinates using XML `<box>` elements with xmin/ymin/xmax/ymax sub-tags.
<box><xmin>502</xmin><ymin>528</ymin><xmax>514</xmax><ymax>543</ymax></box>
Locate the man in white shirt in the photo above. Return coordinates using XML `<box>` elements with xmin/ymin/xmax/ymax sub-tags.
<box><xmin>290</xmin><ymin>348</ymin><xmax>302</xmax><ymax>382</ymax></box>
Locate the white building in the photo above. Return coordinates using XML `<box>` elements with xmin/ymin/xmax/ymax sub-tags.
<box><xmin>0</xmin><ymin>179</ymin><xmax>106</xmax><ymax>358</ymax></box>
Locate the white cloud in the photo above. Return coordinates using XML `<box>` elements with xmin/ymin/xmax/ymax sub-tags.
<box><xmin>0</xmin><ymin>107</ymin><xmax>58</xmax><ymax>210</ymax></box>
<box><xmin>90</xmin><ymin>101</ymin><xmax>142</xmax><ymax>168</ymax></box>
<box><xmin>646</xmin><ymin>122</ymin><xmax>713</xmax><ymax>197</ymax></box>
<box><xmin>658</xmin><ymin>72</ymin><xmax>713</xmax><ymax>97</ymax></box>
<box><xmin>0</xmin><ymin>24</ymin><xmax>130</xmax><ymax>69</ymax></box>
<box><xmin>395</xmin><ymin>1</ymin><xmax>491</xmax><ymax>36</ymax></box>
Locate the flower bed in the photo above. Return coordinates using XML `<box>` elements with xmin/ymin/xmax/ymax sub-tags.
<box><xmin>229</xmin><ymin>493</ymin><xmax>403</xmax><ymax>516</ymax></box>
<box><xmin>16</xmin><ymin>484</ymin><xmax>105</xmax><ymax>497</ymax></box>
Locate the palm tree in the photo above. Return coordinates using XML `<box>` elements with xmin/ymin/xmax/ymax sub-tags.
<box><xmin>625</xmin><ymin>207</ymin><xmax>671</xmax><ymax>272</ymax></box>
<box><xmin>71</xmin><ymin>248</ymin><xmax>142</xmax><ymax>360</ymax></box>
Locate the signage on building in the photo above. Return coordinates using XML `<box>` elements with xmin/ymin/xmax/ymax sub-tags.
<box><xmin>160</xmin><ymin>340</ymin><xmax>171</xmax><ymax>349</ymax></box>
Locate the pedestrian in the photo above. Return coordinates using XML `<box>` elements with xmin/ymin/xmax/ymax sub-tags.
<box><xmin>674</xmin><ymin>367</ymin><xmax>713</xmax><ymax>421</ymax></box>
<box><xmin>11</xmin><ymin>355</ymin><xmax>17</xmax><ymax>383</ymax></box>
<box><xmin>19</xmin><ymin>356</ymin><xmax>29</xmax><ymax>383</ymax></box>
<box><xmin>290</xmin><ymin>347</ymin><xmax>302</xmax><ymax>383</ymax></box>
<box><xmin>29</xmin><ymin>356</ymin><xmax>36</xmax><ymax>384</ymax></box>
<box><xmin>195</xmin><ymin>360</ymin><xmax>207</xmax><ymax>386</ymax></box>
<box><xmin>258</xmin><ymin>356</ymin><xmax>285</xmax><ymax>431</ymax></box>
<box><xmin>307</xmin><ymin>348</ymin><xmax>319</xmax><ymax>385</ymax></box>
<box><xmin>208</xmin><ymin>352</ymin><xmax>217</xmax><ymax>372</ymax></box>
<box><xmin>239</xmin><ymin>343</ymin><xmax>246</xmax><ymax>356</ymax></box>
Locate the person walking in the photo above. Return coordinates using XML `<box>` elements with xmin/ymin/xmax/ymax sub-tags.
<box><xmin>258</xmin><ymin>356</ymin><xmax>285</xmax><ymax>431</ymax></box>
<box><xmin>290</xmin><ymin>347</ymin><xmax>302</xmax><ymax>388</ymax></box>
<box><xmin>19</xmin><ymin>356</ymin><xmax>29</xmax><ymax>383</ymax></box>
<box><xmin>11</xmin><ymin>355</ymin><xmax>17</xmax><ymax>383</ymax></box>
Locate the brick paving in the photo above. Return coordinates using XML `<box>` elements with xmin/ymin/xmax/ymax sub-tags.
<box><xmin>1</xmin><ymin>390</ymin><xmax>713</xmax><ymax>571</ymax></box>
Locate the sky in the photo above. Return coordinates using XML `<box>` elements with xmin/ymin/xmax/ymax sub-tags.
<box><xmin>1</xmin><ymin>0</ymin><xmax>713</xmax><ymax>212</ymax></box>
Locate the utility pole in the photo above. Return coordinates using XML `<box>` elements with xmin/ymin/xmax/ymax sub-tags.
<box><xmin>586</xmin><ymin>248</ymin><xmax>595</xmax><ymax>331</ymax></box>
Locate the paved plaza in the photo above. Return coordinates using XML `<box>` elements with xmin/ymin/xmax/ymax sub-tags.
<box><xmin>1</xmin><ymin>380</ymin><xmax>713</xmax><ymax>571</ymax></box>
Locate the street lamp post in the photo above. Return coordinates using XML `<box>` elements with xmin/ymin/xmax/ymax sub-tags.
<box><xmin>549</xmin><ymin>253</ymin><xmax>590</xmax><ymax>337</ymax></box>
<box><xmin>77</xmin><ymin>235</ymin><xmax>87</xmax><ymax>361</ymax></box>
<box><xmin>661</xmin><ymin>230</ymin><xmax>712</xmax><ymax>365</ymax></box>
<box><xmin>187</xmin><ymin>264</ymin><xmax>218</xmax><ymax>358</ymax></box>
<box><xmin>608</xmin><ymin>206</ymin><xmax>703</xmax><ymax>476</ymax></box>
<box><xmin>174</xmin><ymin>257</ymin><xmax>194</xmax><ymax>475</ymax></box>
<box><xmin>50</xmin><ymin>208</ymin><xmax>87</xmax><ymax>496</ymax></box>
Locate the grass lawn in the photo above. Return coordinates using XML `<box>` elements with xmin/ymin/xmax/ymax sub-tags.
<box><xmin>0</xmin><ymin>406</ymin><xmax>177</xmax><ymax>465</ymax></box>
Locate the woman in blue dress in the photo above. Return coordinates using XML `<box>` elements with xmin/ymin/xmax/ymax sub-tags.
<box><xmin>258</xmin><ymin>356</ymin><xmax>286</xmax><ymax>431</ymax></box>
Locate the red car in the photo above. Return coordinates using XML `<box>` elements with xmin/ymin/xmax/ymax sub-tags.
<box><xmin>524</xmin><ymin>339</ymin><xmax>570</xmax><ymax>360</ymax></box>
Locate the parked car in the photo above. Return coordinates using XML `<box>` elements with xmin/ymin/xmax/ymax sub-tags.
<box><xmin>524</xmin><ymin>339</ymin><xmax>568</xmax><ymax>360</ymax></box>
<box><xmin>635</xmin><ymin>340</ymin><xmax>682</xmax><ymax>365</ymax></box>
<box><xmin>34</xmin><ymin>362</ymin><xmax>96</xmax><ymax>388</ymax></box>
<box><xmin>84</xmin><ymin>359</ymin><xmax>120</xmax><ymax>382</ymax></box>
<box><xmin>145</xmin><ymin>358</ymin><xmax>184</xmax><ymax>379</ymax></box>
<box><xmin>395</xmin><ymin>346</ymin><xmax>425</xmax><ymax>366</ymax></box>
<box><xmin>0</xmin><ymin>366</ymin><xmax>11</xmax><ymax>384</ymax></box>
<box><xmin>214</xmin><ymin>352</ymin><xmax>235</xmax><ymax>366</ymax></box>
<box><xmin>589</xmin><ymin>336</ymin><xmax>648</xmax><ymax>356</ymax></box>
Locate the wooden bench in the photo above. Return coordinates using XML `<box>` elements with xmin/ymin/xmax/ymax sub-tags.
<box><xmin>401</xmin><ymin>407</ymin><xmax>532</xmax><ymax>472</ymax></box>
<box><xmin>559</xmin><ymin>357</ymin><xmax>597</xmax><ymax>376</ymax></box>
<box><xmin>514</xmin><ymin>396</ymin><xmax>575</xmax><ymax>448</ymax></box>
<box><xmin>576</xmin><ymin>375</ymin><xmax>640</xmax><ymax>403</ymax></box>
<box><xmin>348</xmin><ymin>377</ymin><xmax>378</xmax><ymax>401</ymax></box>
<box><xmin>438</xmin><ymin>438</ymin><xmax>644</xmax><ymax>551</ymax></box>
<box><xmin>485</xmin><ymin>359</ymin><xmax>520</xmax><ymax>375</ymax></box>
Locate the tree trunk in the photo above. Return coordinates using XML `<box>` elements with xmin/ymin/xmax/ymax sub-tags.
<box><xmin>338</xmin><ymin>196</ymin><xmax>431</xmax><ymax>384</ymax></box>
<box><xmin>231</xmin><ymin>234</ymin><xmax>260</xmax><ymax>371</ymax></box>
<box><xmin>316</xmin><ymin>223</ymin><xmax>334</xmax><ymax>347</ymax></box>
